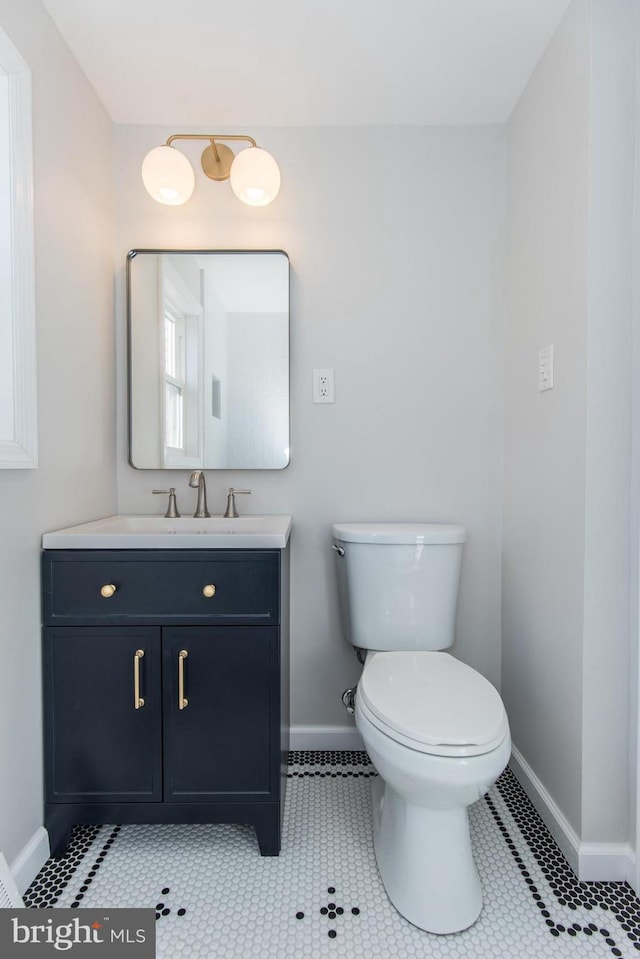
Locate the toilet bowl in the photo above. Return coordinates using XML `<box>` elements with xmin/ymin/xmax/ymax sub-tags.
<box><xmin>332</xmin><ymin>522</ymin><xmax>511</xmax><ymax>934</ymax></box>
<box><xmin>356</xmin><ymin>650</ymin><xmax>510</xmax><ymax>933</ymax></box>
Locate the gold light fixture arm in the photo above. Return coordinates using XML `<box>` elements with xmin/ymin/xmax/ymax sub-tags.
<box><xmin>165</xmin><ymin>134</ymin><xmax>257</xmax><ymax>182</ymax></box>
<box><xmin>165</xmin><ymin>134</ymin><xmax>257</xmax><ymax>148</ymax></box>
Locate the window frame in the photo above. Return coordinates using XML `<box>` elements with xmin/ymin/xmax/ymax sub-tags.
<box><xmin>159</xmin><ymin>260</ymin><xmax>203</xmax><ymax>469</ymax></box>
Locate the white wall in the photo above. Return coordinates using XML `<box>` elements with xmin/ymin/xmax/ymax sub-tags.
<box><xmin>115</xmin><ymin>124</ymin><xmax>506</xmax><ymax>731</ymax></box>
<box><xmin>0</xmin><ymin>0</ymin><xmax>115</xmax><ymax>878</ymax></box>
<box><xmin>582</xmin><ymin>0</ymin><xmax>635</xmax><ymax>846</ymax></box>
<box><xmin>504</xmin><ymin>0</ymin><xmax>635</xmax><ymax>855</ymax></box>
<box><xmin>504</xmin><ymin>0</ymin><xmax>590</xmax><ymax>840</ymax></box>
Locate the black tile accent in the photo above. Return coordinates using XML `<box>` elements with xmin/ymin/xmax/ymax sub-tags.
<box><xmin>153</xmin><ymin>884</ymin><xmax>187</xmax><ymax>921</ymax></box>
<box><xmin>492</xmin><ymin>767</ymin><xmax>640</xmax><ymax>955</ymax></box>
<box><xmin>288</xmin><ymin>750</ymin><xmax>371</xmax><ymax>766</ymax></box>
<box><xmin>70</xmin><ymin>826</ymin><xmax>121</xmax><ymax>909</ymax></box>
<box><xmin>295</xmin><ymin>882</ymin><xmax>360</xmax><ymax>941</ymax></box>
<box><xmin>286</xmin><ymin>769</ymin><xmax>376</xmax><ymax>778</ymax></box>
<box><xmin>23</xmin><ymin>825</ymin><xmax>101</xmax><ymax>908</ymax></box>
<box><xmin>287</xmin><ymin>749</ymin><xmax>375</xmax><ymax>778</ymax></box>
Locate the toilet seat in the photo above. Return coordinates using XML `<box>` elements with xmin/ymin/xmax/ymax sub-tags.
<box><xmin>359</xmin><ymin>652</ymin><xmax>508</xmax><ymax>758</ymax></box>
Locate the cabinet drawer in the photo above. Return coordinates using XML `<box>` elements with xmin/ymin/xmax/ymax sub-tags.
<box><xmin>43</xmin><ymin>551</ymin><xmax>280</xmax><ymax>625</ymax></box>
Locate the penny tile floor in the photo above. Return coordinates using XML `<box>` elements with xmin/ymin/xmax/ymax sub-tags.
<box><xmin>24</xmin><ymin>752</ymin><xmax>640</xmax><ymax>958</ymax></box>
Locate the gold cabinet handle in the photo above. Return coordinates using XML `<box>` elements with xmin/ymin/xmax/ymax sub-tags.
<box><xmin>134</xmin><ymin>649</ymin><xmax>145</xmax><ymax>709</ymax></box>
<box><xmin>178</xmin><ymin>649</ymin><xmax>188</xmax><ymax>709</ymax></box>
<box><xmin>100</xmin><ymin>583</ymin><xmax>116</xmax><ymax>598</ymax></box>
<box><xmin>202</xmin><ymin>584</ymin><xmax>216</xmax><ymax>598</ymax></box>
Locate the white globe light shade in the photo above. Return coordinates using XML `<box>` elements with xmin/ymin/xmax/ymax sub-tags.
<box><xmin>141</xmin><ymin>145</ymin><xmax>195</xmax><ymax>206</ymax></box>
<box><xmin>229</xmin><ymin>147</ymin><xmax>281</xmax><ymax>206</ymax></box>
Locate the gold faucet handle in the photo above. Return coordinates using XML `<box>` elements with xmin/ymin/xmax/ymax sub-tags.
<box><xmin>224</xmin><ymin>488</ymin><xmax>251</xmax><ymax>518</ymax></box>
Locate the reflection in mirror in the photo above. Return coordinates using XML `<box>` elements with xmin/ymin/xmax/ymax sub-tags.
<box><xmin>128</xmin><ymin>250</ymin><xmax>289</xmax><ymax>469</ymax></box>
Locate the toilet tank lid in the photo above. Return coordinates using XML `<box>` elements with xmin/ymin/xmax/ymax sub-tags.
<box><xmin>331</xmin><ymin>522</ymin><xmax>467</xmax><ymax>545</ymax></box>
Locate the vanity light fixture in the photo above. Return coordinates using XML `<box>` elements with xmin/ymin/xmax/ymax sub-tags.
<box><xmin>141</xmin><ymin>134</ymin><xmax>281</xmax><ymax>207</ymax></box>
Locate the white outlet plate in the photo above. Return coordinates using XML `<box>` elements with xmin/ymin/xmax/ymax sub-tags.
<box><xmin>313</xmin><ymin>368</ymin><xmax>335</xmax><ymax>403</ymax></box>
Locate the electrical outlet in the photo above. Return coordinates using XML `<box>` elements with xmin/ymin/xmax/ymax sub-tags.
<box><xmin>313</xmin><ymin>368</ymin><xmax>335</xmax><ymax>403</ymax></box>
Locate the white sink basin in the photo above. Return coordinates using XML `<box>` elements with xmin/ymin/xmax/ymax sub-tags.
<box><xmin>42</xmin><ymin>514</ymin><xmax>292</xmax><ymax>549</ymax></box>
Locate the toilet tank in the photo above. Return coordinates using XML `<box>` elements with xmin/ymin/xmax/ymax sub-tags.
<box><xmin>332</xmin><ymin>523</ymin><xmax>466</xmax><ymax>652</ymax></box>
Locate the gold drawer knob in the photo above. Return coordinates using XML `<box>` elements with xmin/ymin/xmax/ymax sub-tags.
<box><xmin>202</xmin><ymin>584</ymin><xmax>216</xmax><ymax>598</ymax></box>
<box><xmin>100</xmin><ymin>584</ymin><xmax>117</xmax><ymax>598</ymax></box>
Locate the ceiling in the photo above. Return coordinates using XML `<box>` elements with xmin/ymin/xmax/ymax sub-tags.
<box><xmin>42</xmin><ymin>0</ymin><xmax>571</xmax><ymax>126</ymax></box>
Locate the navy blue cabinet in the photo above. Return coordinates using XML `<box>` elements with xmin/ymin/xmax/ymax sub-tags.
<box><xmin>42</xmin><ymin>549</ymin><xmax>289</xmax><ymax>857</ymax></box>
<box><xmin>162</xmin><ymin>626</ymin><xmax>277</xmax><ymax>800</ymax></box>
<box><xmin>44</xmin><ymin>627</ymin><xmax>163</xmax><ymax>803</ymax></box>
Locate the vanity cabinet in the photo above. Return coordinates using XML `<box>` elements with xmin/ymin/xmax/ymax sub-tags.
<box><xmin>41</xmin><ymin>549</ymin><xmax>289</xmax><ymax>857</ymax></box>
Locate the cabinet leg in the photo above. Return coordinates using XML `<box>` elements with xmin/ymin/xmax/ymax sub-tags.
<box><xmin>255</xmin><ymin>813</ymin><xmax>281</xmax><ymax>857</ymax></box>
<box><xmin>45</xmin><ymin>809</ymin><xmax>74</xmax><ymax>858</ymax></box>
<box><xmin>48</xmin><ymin>826</ymin><xmax>72</xmax><ymax>859</ymax></box>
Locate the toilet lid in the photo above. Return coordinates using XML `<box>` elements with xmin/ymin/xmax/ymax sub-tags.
<box><xmin>359</xmin><ymin>652</ymin><xmax>508</xmax><ymax>752</ymax></box>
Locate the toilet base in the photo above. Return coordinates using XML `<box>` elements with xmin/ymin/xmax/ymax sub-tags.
<box><xmin>370</xmin><ymin>776</ymin><xmax>483</xmax><ymax>934</ymax></box>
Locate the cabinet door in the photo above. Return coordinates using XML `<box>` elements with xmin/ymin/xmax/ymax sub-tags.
<box><xmin>43</xmin><ymin>628</ymin><xmax>162</xmax><ymax>803</ymax></box>
<box><xmin>163</xmin><ymin>627</ymin><xmax>278</xmax><ymax>801</ymax></box>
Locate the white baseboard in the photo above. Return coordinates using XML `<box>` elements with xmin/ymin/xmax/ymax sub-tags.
<box><xmin>510</xmin><ymin>746</ymin><xmax>636</xmax><ymax>885</ymax></box>
<box><xmin>9</xmin><ymin>826</ymin><xmax>50</xmax><ymax>896</ymax></box>
<box><xmin>290</xmin><ymin>725</ymin><xmax>364</xmax><ymax>751</ymax></box>
<box><xmin>508</xmin><ymin>746</ymin><xmax>581</xmax><ymax>875</ymax></box>
<box><xmin>578</xmin><ymin>843</ymin><xmax>636</xmax><ymax>885</ymax></box>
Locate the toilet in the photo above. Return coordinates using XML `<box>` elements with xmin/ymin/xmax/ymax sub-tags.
<box><xmin>332</xmin><ymin>522</ymin><xmax>511</xmax><ymax>935</ymax></box>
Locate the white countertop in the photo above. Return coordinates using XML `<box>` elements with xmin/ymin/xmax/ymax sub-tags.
<box><xmin>42</xmin><ymin>514</ymin><xmax>292</xmax><ymax>550</ymax></box>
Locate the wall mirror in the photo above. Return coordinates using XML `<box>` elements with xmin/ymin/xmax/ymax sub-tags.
<box><xmin>128</xmin><ymin>250</ymin><xmax>289</xmax><ymax>469</ymax></box>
